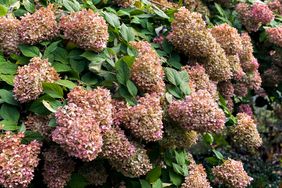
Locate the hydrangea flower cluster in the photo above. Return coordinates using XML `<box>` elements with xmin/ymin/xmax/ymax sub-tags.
<box><xmin>42</xmin><ymin>146</ymin><xmax>75</xmax><ymax>188</ymax></box>
<box><xmin>60</xmin><ymin>9</ymin><xmax>108</xmax><ymax>52</ymax></box>
<box><xmin>122</xmin><ymin>93</ymin><xmax>163</xmax><ymax>141</ymax></box>
<box><xmin>181</xmin><ymin>163</ymin><xmax>211</xmax><ymax>188</ymax></box>
<box><xmin>217</xmin><ymin>81</ymin><xmax>234</xmax><ymax>99</ymax></box>
<box><xmin>161</xmin><ymin>124</ymin><xmax>198</xmax><ymax>149</ymax></box>
<box><xmin>167</xmin><ymin>7</ymin><xmax>232</xmax><ymax>81</ymax></box>
<box><xmin>24</xmin><ymin>114</ymin><xmax>53</xmax><ymax>138</ymax></box>
<box><xmin>238</xmin><ymin>104</ymin><xmax>254</xmax><ymax>118</ymax></box>
<box><xmin>168</xmin><ymin>90</ymin><xmax>225</xmax><ymax>133</ymax></box>
<box><xmin>109</xmin><ymin>147</ymin><xmax>152</xmax><ymax>178</ymax></box>
<box><xmin>266</xmin><ymin>26</ymin><xmax>282</xmax><ymax>48</ymax></box>
<box><xmin>183</xmin><ymin>0</ymin><xmax>210</xmax><ymax>16</ymax></box>
<box><xmin>52</xmin><ymin>87</ymin><xmax>112</xmax><ymax>161</ymax></box>
<box><xmin>13</xmin><ymin>57</ymin><xmax>60</xmax><ymax>103</ymax></box>
<box><xmin>212</xmin><ymin>159</ymin><xmax>253</xmax><ymax>188</ymax></box>
<box><xmin>112</xmin><ymin>0</ymin><xmax>135</xmax><ymax>7</ymax></box>
<box><xmin>236</xmin><ymin>2</ymin><xmax>274</xmax><ymax>32</ymax></box>
<box><xmin>79</xmin><ymin>161</ymin><xmax>108</xmax><ymax>186</ymax></box>
<box><xmin>0</xmin><ymin>17</ymin><xmax>20</xmax><ymax>55</ymax></box>
<box><xmin>0</xmin><ymin>132</ymin><xmax>41</xmax><ymax>188</ymax></box>
<box><xmin>230</xmin><ymin>113</ymin><xmax>262</xmax><ymax>152</ymax></box>
<box><xmin>182</xmin><ymin>64</ymin><xmax>218</xmax><ymax>99</ymax></box>
<box><xmin>101</xmin><ymin>125</ymin><xmax>136</xmax><ymax>161</ymax></box>
<box><xmin>130</xmin><ymin>41</ymin><xmax>165</xmax><ymax>95</ymax></box>
<box><xmin>267</xmin><ymin>0</ymin><xmax>282</xmax><ymax>15</ymax></box>
<box><xmin>19</xmin><ymin>4</ymin><xmax>59</xmax><ymax>44</ymax></box>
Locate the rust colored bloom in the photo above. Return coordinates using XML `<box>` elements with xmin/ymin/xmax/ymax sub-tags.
<box><xmin>0</xmin><ymin>132</ymin><xmax>41</xmax><ymax>188</ymax></box>
<box><xmin>238</xmin><ymin>104</ymin><xmax>253</xmax><ymax>118</ymax></box>
<box><xmin>42</xmin><ymin>146</ymin><xmax>75</xmax><ymax>188</ymax></box>
<box><xmin>0</xmin><ymin>17</ymin><xmax>20</xmax><ymax>55</ymax></box>
<box><xmin>182</xmin><ymin>64</ymin><xmax>218</xmax><ymax>99</ymax></box>
<box><xmin>268</xmin><ymin>0</ymin><xmax>282</xmax><ymax>15</ymax></box>
<box><xmin>110</xmin><ymin>146</ymin><xmax>152</xmax><ymax>178</ymax></box>
<box><xmin>168</xmin><ymin>90</ymin><xmax>225</xmax><ymax>133</ymax></box>
<box><xmin>24</xmin><ymin>114</ymin><xmax>53</xmax><ymax>138</ymax></box>
<box><xmin>227</xmin><ymin>55</ymin><xmax>245</xmax><ymax>80</ymax></box>
<box><xmin>167</xmin><ymin>7</ymin><xmax>231</xmax><ymax>81</ymax></box>
<box><xmin>122</xmin><ymin>93</ymin><xmax>163</xmax><ymax>142</ymax></box>
<box><xmin>67</xmin><ymin>87</ymin><xmax>113</xmax><ymax>132</ymax></box>
<box><xmin>101</xmin><ymin>126</ymin><xmax>136</xmax><ymax>162</ymax></box>
<box><xmin>130</xmin><ymin>41</ymin><xmax>165</xmax><ymax>95</ymax></box>
<box><xmin>218</xmin><ymin>80</ymin><xmax>234</xmax><ymax>98</ymax></box>
<box><xmin>60</xmin><ymin>9</ymin><xmax>108</xmax><ymax>52</ymax></box>
<box><xmin>212</xmin><ymin>159</ymin><xmax>253</xmax><ymax>188</ymax></box>
<box><xmin>184</xmin><ymin>0</ymin><xmax>210</xmax><ymax>16</ymax></box>
<box><xmin>13</xmin><ymin>57</ymin><xmax>59</xmax><ymax>103</ymax></box>
<box><xmin>52</xmin><ymin>103</ymin><xmax>103</xmax><ymax>161</ymax></box>
<box><xmin>112</xmin><ymin>0</ymin><xmax>134</xmax><ymax>7</ymax></box>
<box><xmin>230</xmin><ymin>113</ymin><xmax>262</xmax><ymax>151</ymax></box>
<box><xmin>266</xmin><ymin>27</ymin><xmax>282</xmax><ymax>47</ymax></box>
<box><xmin>210</xmin><ymin>23</ymin><xmax>242</xmax><ymax>55</ymax></box>
<box><xmin>181</xmin><ymin>163</ymin><xmax>211</xmax><ymax>188</ymax></box>
<box><xmin>19</xmin><ymin>4</ymin><xmax>58</xmax><ymax>44</ymax></box>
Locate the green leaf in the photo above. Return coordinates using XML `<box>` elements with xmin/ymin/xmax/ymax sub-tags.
<box><xmin>89</xmin><ymin>61</ymin><xmax>103</xmax><ymax>74</ymax></box>
<box><xmin>152</xmin><ymin>179</ymin><xmax>162</xmax><ymax>188</ymax></box>
<box><xmin>169</xmin><ymin>170</ymin><xmax>182</xmax><ymax>186</ymax></box>
<box><xmin>165</xmin><ymin>68</ymin><xmax>177</xmax><ymax>86</ymax></box>
<box><xmin>167</xmin><ymin>54</ymin><xmax>182</xmax><ymax>69</ymax></box>
<box><xmin>68</xmin><ymin>174</ymin><xmax>88</xmax><ymax>188</ymax></box>
<box><xmin>120</xmin><ymin>23</ymin><xmax>135</xmax><ymax>42</ymax></box>
<box><xmin>126</xmin><ymin>80</ymin><xmax>138</xmax><ymax>96</ymax></box>
<box><xmin>42</xmin><ymin>100</ymin><xmax>57</xmax><ymax>113</ymax></box>
<box><xmin>55</xmin><ymin>80</ymin><xmax>76</xmax><ymax>89</ymax></box>
<box><xmin>19</xmin><ymin>45</ymin><xmax>41</xmax><ymax>57</ymax></box>
<box><xmin>63</xmin><ymin>0</ymin><xmax>81</xmax><ymax>12</ymax></box>
<box><xmin>146</xmin><ymin>166</ymin><xmax>162</xmax><ymax>183</ymax></box>
<box><xmin>0</xmin><ymin>89</ymin><xmax>18</xmax><ymax>105</ymax></box>
<box><xmin>104</xmin><ymin>12</ymin><xmax>120</xmax><ymax>28</ymax></box>
<box><xmin>116</xmin><ymin>61</ymin><xmax>130</xmax><ymax>85</ymax></box>
<box><xmin>179</xmin><ymin>82</ymin><xmax>190</xmax><ymax>96</ymax></box>
<box><xmin>0</xmin><ymin>104</ymin><xmax>19</xmax><ymax>122</ymax></box>
<box><xmin>0</xmin><ymin>60</ymin><xmax>18</xmax><ymax>75</ymax></box>
<box><xmin>167</xmin><ymin>85</ymin><xmax>182</xmax><ymax>99</ymax></box>
<box><xmin>174</xmin><ymin>151</ymin><xmax>186</xmax><ymax>166</ymax></box>
<box><xmin>140</xmin><ymin>180</ymin><xmax>151</xmax><ymax>188</ymax></box>
<box><xmin>42</xmin><ymin>83</ymin><xmax>64</xmax><ymax>98</ymax></box>
<box><xmin>203</xmin><ymin>133</ymin><xmax>214</xmax><ymax>145</ymax></box>
<box><xmin>152</xmin><ymin>6</ymin><xmax>169</xmax><ymax>19</ymax></box>
<box><xmin>53</xmin><ymin>62</ymin><xmax>72</xmax><ymax>72</ymax></box>
<box><xmin>212</xmin><ymin>149</ymin><xmax>224</xmax><ymax>160</ymax></box>
<box><xmin>48</xmin><ymin>118</ymin><xmax>57</xmax><ymax>127</ymax></box>
<box><xmin>0</xmin><ymin>120</ymin><xmax>18</xmax><ymax>130</ymax></box>
<box><xmin>172</xmin><ymin>163</ymin><xmax>184</xmax><ymax>175</ymax></box>
<box><xmin>0</xmin><ymin>74</ymin><xmax>14</xmax><ymax>85</ymax></box>
<box><xmin>22</xmin><ymin>0</ymin><xmax>35</xmax><ymax>13</ymax></box>
<box><xmin>0</xmin><ymin>4</ymin><xmax>8</xmax><ymax>16</ymax></box>
<box><xmin>43</xmin><ymin>40</ymin><xmax>61</xmax><ymax>58</ymax></box>
<box><xmin>81</xmin><ymin>72</ymin><xmax>98</xmax><ymax>85</ymax></box>
<box><xmin>21</xmin><ymin>131</ymin><xmax>44</xmax><ymax>144</ymax></box>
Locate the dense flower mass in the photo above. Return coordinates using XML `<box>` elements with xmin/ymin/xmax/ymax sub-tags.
<box><xmin>212</xmin><ymin>159</ymin><xmax>253</xmax><ymax>188</ymax></box>
<box><xmin>230</xmin><ymin>113</ymin><xmax>262</xmax><ymax>151</ymax></box>
<box><xmin>13</xmin><ymin>57</ymin><xmax>60</xmax><ymax>103</ymax></box>
<box><xmin>184</xmin><ymin>0</ymin><xmax>210</xmax><ymax>16</ymax></box>
<box><xmin>0</xmin><ymin>132</ymin><xmax>41</xmax><ymax>188</ymax></box>
<box><xmin>67</xmin><ymin>87</ymin><xmax>113</xmax><ymax>132</ymax></box>
<box><xmin>236</xmin><ymin>2</ymin><xmax>274</xmax><ymax>32</ymax></box>
<box><xmin>24</xmin><ymin>114</ymin><xmax>53</xmax><ymax>138</ymax></box>
<box><xmin>239</xmin><ymin>33</ymin><xmax>257</xmax><ymax>73</ymax></box>
<box><xmin>110</xmin><ymin>147</ymin><xmax>152</xmax><ymax>178</ymax></box>
<box><xmin>122</xmin><ymin>93</ymin><xmax>163</xmax><ymax>141</ymax></box>
<box><xmin>19</xmin><ymin>4</ymin><xmax>58</xmax><ymax>44</ymax></box>
<box><xmin>267</xmin><ymin>0</ymin><xmax>282</xmax><ymax>15</ymax></box>
<box><xmin>218</xmin><ymin>80</ymin><xmax>234</xmax><ymax>98</ymax></box>
<box><xmin>60</xmin><ymin>9</ymin><xmax>108</xmax><ymax>52</ymax></box>
<box><xmin>238</xmin><ymin>104</ymin><xmax>253</xmax><ymax>118</ymax></box>
<box><xmin>0</xmin><ymin>17</ymin><xmax>20</xmax><ymax>55</ymax></box>
<box><xmin>167</xmin><ymin>7</ymin><xmax>231</xmax><ymax>81</ymax></box>
<box><xmin>161</xmin><ymin>124</ymin><xmax>198</xmax><ymax>149</ymax></box>
<box><xmin>210</xmin><ymin>23</ymin><xmax>242</xmax><ymax>55</ymax></box>
<box><xmin>101</xmin><ymin>126</ymin><xmax>136</xmax><ymax>161</ymax></box>
<box><xmin>266</xmin><ymin>27</ymin><xmax>282</xmax><ymax>47</ymax></box>
<box><xmin>181</xmin><ymin>163</ymin><xmax>211</xmax><ymax>188</ymax></box>
<box><xmin>182</xmin><ymin>64</ymin><xmax>217</xmax><ymax>99</ymax></box>
<box><xmin>79</xmin><ymin>161</ymin><xmax>108</xmax><ymax>186</ymax></box>
<box><xmin>168</xmin><ymin>90</ymin><xmax>225</xmax><ymax>133</ymax></box>
<box><xmin>113</xmin><ymin>0</ymin><xmax>134</xmax><ymax>7</ymax></box>
<box><xmin>130</xmin><ymin>41</ymin><xmax>165</xmax><ymax>95</ymax></box>
<box><xmin>53</xmin><ymin>102</ymin><xmax>103</xmax><ymax>161</ymax></box>
<box><xmin>42</xmin><ymin>146</ymin><xmax>75</xmax><ymax>188</ymax></box>
<box><xmin>227</xmin><ymin>54</ymin><xmax>245</xmax><ymax>80</ymax></box>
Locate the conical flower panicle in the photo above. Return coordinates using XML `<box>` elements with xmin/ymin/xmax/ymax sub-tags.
<box><xmin>60</xmin><ymin>9</ymin><xmax>108</xmax><ymax>52</ymax></box>
<box><xmin>212</xmin><ymin>159</ymin><xmax>253</xmax><ymax>188</ymax></box>
<box><xmin>0</xmin><ymin>132</ymin><xmax>41</xmax><ymax>188</ymax></box>
<box><xmin>42</xmin><ymin>146</ymin><xmax>75</xmax><ymax>188</ymax></box>
<box><xmin>19</xmin><ymin>4</ymin><xmax>59</xmax><ymax>44</ymax></box>
<box><xmin>130</xmin><ymin>41</ymin><xmax>165</xmax><ymax>95</ymax></box>
<box><xmin>13</xmin><ymin>57</ymin><xmax>59</xmax><ymax>103</ymax></box>
<box><xmin>0</xmin><ymin>17</ymin><xmax>20</xmax><ymax>55</ymax></box>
